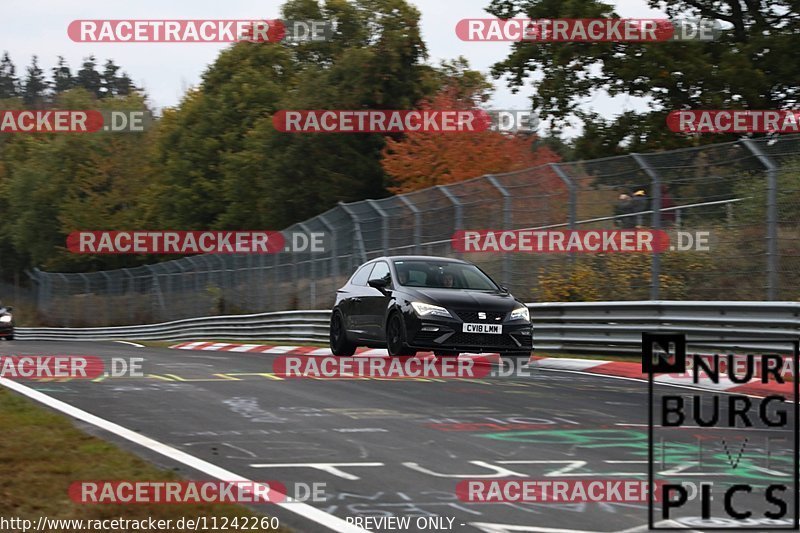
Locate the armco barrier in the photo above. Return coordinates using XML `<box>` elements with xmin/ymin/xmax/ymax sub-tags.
<box><xmin>13</xmin><ymin>301</ymin><xmax>800</xmax><ymax>354</ymax></box>
<box><xmin>531</xmin><ymin>301</ymin><xmax>800</xmax><ymax>354</ymax></box>
<box><xmin>14</xmin><ymin>310</ymin><xmax>330</xmax><ymax>343</ymax></box>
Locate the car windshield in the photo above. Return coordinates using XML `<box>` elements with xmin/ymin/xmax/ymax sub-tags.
<box><xmin>392</xmin><ymin>260</ymin><xmax>499</xmax><ymax>290</ymax></box>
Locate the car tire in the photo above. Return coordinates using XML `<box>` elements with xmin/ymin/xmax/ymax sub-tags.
<box><xmin>330</xmin><ymin>312</ymin><xmax>356</xmax><ymax>356</ymax></box>
<box><xmin>386</xmin><ymin>313</ymin><xmax>416</xmax><ymax>357</ymax></box>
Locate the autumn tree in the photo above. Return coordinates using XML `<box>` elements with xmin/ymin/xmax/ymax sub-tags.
<box><xmin>381</xmin><ymin>89</ymin><xmax>561</xmax><ymax>194</ymax></box>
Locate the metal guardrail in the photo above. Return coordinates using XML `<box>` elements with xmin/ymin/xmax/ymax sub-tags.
<box><xmin>14</xmin><ymin>302</ymin><xmax>800</xmax><ymax>354</ymax></box>
<box><xmin>14</xmin><ymin>310</ymin><xmax>331</xmax><ymax>343</ymax></box>
<box><xmin>531</xmin><ymin>301</ymin><xmax>800</xmax><ymax>354</ymax></box>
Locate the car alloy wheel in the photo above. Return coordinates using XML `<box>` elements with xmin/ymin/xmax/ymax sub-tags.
<box><xmin>386</xmin><ymin>313</ymin><xmax>415</xmax><ymax>356</ymax></box>
<box><xmin>330</xmin><ymin>313</ymin><xmax>356</xmax><ymax>356</ymax></box>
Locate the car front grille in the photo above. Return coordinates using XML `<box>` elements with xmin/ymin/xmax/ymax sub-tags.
<box><xmin>454</xmin><ymin>310</ymin><xmax>506</xmax><ymax>323</ymax></box>
<box><xmin>447</xmin><ymin>332</ymin><xmax>520</xmax><ymax>348</ymax></box>
<box><xmin>413</xmin><ymin>330</ymin><xmax>444</xmax><ymax>343</ymax></box>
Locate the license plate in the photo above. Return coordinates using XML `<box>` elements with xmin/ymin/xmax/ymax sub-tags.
<box><xmin>462</xmin><ymin>323</ymin><xmax>502</xmax><ymax>334</ymax></box>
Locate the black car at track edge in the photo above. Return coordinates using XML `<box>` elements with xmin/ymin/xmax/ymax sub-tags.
<box><xmin>330</xmin><ymin>256</ymin><xmax>533</xmax><ymax>359</ymax></box>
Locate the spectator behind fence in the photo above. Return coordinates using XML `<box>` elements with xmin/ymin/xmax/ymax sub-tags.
<box><xmin>632</xmin><ymin>189</ymin><xmax>648</xmax><ymax>227</ymax></box>
<box><xmin>614</xmin><ymin>193</ymin><xmax>636</xmax><ymax>228</ymax></box>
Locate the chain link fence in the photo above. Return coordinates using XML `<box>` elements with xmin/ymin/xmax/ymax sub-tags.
<box><xmin>27</xmin><ymin>134</ymin><xmax>800</xmax><ymax>326</ymax></box>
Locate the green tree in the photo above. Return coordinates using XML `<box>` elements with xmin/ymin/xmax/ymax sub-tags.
<box><xmin>149</xmin><ymin>0</ymin><xmax>437</xmax><ymax>230</ymax></box>
<box><xmin>487</xmin><ymin>0</ymin><xmax>800</xmax><ymax>157</ymax></box>
<box><xmin>22</xmin><ymin>56</ymin><xmax>47</xmax><ymax>108</ymax></box>
<box><xmin>100</xmin><ymin>59</ymin><xmax>136</xmax><ymax>98</ymax></box>
<box><xmin>145</xmin><ymin>42</ymin><xmax>296</xmax><ymax>230</ymax></box>
<box><xmin>76</xmin><ymin>56</ymin><xmax>102</xmax><ymax>98</ymax></box>
<box><xmin>0</xmin><ymin>52</ymin><xmax>19</xmax><ymax>99</ymax></box>
<box><xmin>51</xmin><ymin>56</ymin><xmax>74</xmax><ymax>94</ymax></box>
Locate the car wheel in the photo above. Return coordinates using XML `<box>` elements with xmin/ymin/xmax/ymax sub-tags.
<box><xmin>434</xmin><ymin>351</ymin><xmax>460</xmax><ymax>358</ymax></box>
<box><xmin>386</xmin><ymin>313</ymin><xmax>416</xmax><ymax>357</ymax></box>
<box><xmin>330</xmin><ymin>313</ymin><xmax>356</xmax><ymax>356</ymax></box>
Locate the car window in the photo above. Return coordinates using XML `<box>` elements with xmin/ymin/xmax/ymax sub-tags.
<box><xmin>369</xmin><ymin>261</ymin><xmax>391</xmax><ymax>283</ymax></box>
<box><xmin>392</xmin><ymin>260</ymin><xmax>498</xmax><ymax>290</ymax></box>
<box><xmin>350</xmin><ymin>264</ymin><xmax>374</xmax><ymax>286</ymax></box>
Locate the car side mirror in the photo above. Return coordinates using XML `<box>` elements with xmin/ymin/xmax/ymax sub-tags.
<box><xmin>368</xmin><ymin>278</ymin><xmax>389</xmax><ymax>291</ymax></box>
<box><xmin>500</xmin><ymin>286</ymin><xmax>509</xmax><ymax>293</ymax></box>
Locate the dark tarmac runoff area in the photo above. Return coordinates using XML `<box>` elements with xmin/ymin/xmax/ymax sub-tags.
<box><xmin>2</xmin><ymin>341</ymin><xmax>796</xmax><ymax>533</ymax></box>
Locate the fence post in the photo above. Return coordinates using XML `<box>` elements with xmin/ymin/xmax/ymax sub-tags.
<box><xmin>631</xmin><ymin>153</ymin><xmax>662</xmax><ymax>300</ymax></box>
<box><xmin>550</xmin><ymin>162</ymin><xmax>578</xmax><ymax>265</ymax></box>
<box><xmin>145</xmin><ymin>265</ymin><xmax>166</xmax><ymax>321</ymax></box>
<box><xmin>100</xmin><ymin>271</ymin><xmax>112</xmax><ymax>325</ymax></box>
<box><xmin>338</xmin><ymin>202</ymin><xmax>368</xmax><ymax>267</ymax></box>
<box><xmin>298</xmin><ymin>222</ymin><xmax>316</xmax><ymax>308</ymax></box>
<box><xmin>122</xmin><ymin>268</ymin><xmax>135</xmax><ymax>323</ymax></box>
<box><xmin>437</xmin><ymin>185</ymin><xmax>463</xmax><ymax>257</ymax></box>
<box><xmin>486</xmin><ymin>174</ymin><xmax>511</xmax><ymax>288</ymax></box>
<box><xmin>742</xmin><ymin>138</ymin><xmax>779</xmax><ymax>300</ymax></box>
<box><xmin>549</xmin><ymin>163</ymin><xmax>576</xmax><ymax>229</ymax></box>
<box><xmin>26</xmin><ymin>269</ymin><xmax>42</xmax><ymax>321</ymax></box>
<box><xmin>269</xmin><ymin>253</ymin><xmax>278</xmax><ymax>311</ymax></box>
<box><xmin>173</xmin><ymin>260</ymin><xmax>189</xmax><ymax>317</ymax></box>
<box><xmin>78</xmin><ymin>273</ymin><xmax>91</xmax><ymax>326</ymax></box>
<box><xmin>398</xmin><ymin>195</ymin><xmax>422</xmax><ymax>254</ymax></box>
<box><xmin>57</xmin><ymin>273</ymin><xmax>69</xmax><ymax>327</ymax></box>
<box><xmin>318</xmin><ymin>212</ymin><xmax>339</xmax><ymax>279</ymax></box>
<box><xmin>366</xmin><ymin>199</ymin><xmax>390</xmax><ymax>256</ymax></box>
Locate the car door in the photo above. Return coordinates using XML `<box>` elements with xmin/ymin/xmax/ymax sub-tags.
<box><xmin>338</xmin><ymin>263</ymin><xmax>374</xmax><ymax>339</ymax></box>
<box><xmin>362</xmin><ymin>261</ymin><xmax>392</xmax><ymax>340</ymax></box>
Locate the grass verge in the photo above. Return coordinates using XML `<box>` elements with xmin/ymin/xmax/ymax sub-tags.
<box><xmin>0</xmin><ymin>387</ymin><xmax>291</xmax><ymax>532</ymax></box>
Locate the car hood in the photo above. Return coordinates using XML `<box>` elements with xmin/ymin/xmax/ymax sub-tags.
<box><xmin>400</xmin><ymin>287</ymin><xmax>521</xmax><ymax>312</ymax></box>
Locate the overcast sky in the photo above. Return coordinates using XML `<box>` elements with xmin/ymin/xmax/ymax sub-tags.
<box><xmin>0</xmin><ymin>0</ymin><xmax>667</xmax><ymax>135</ymax></box>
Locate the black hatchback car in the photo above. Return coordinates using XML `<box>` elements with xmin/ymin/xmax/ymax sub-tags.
<box><xmin>330</xmin><ymin>256</ymin><xmax>532</xmax><ymax>358</ymax></box>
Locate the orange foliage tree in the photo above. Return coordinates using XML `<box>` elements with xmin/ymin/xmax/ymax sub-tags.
<box><xmin>381</xmin><ymin>91</ymin><xmax>561</xmax><ymax>194</ymax></box>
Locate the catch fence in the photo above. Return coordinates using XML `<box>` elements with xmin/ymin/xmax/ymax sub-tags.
<box><xmin>28</xmin><ymin>135</ymin><xmax>800</xmax><ymax>326</ymax></box>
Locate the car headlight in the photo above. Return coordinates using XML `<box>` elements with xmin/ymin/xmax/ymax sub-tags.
<box><xmin>509</xmin><ymin>306</ymin><xmax>530</xmax><ymax>322</ymax></box>
<box><xmin>0</xmin><ymin>315</ymin><xmax>11</xmax><ymax>323</ymax></box>
<box><xmin>410</xmin><ymin>302</ymin><xmax>452</xmax><ymax>318</ymax></box>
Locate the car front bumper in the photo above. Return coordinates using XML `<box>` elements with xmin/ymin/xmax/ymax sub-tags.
<box><xmin>405</xmin><ymin>315</ymin><xmax>532</xmax><ymax>353</ymax></box>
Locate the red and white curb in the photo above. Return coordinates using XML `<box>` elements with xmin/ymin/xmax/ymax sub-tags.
<box><xmin>531</xmin><ymin>356</ymin><xmax>793</xmax><ymax>399</ymax></box>
<box><xmin>170</xmin><ymin>341</ymin><xmax>512</xmax><ymax>364</ymax></box>
<box><xmin>168</xmin><ymin>343</ymin><xmax>792</xmax><ymax>398</ymax></box>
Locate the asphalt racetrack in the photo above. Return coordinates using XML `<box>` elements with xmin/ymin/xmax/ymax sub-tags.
<box><xmin>1</xmin><ymin>341</ymin><xmax>796</xmax><ymax>532</ymax></box>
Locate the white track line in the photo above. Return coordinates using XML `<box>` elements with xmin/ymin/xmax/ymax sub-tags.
<box><xmin>0</xmin><ymin>377</ymin><xmax>369</xmax><ymax>533</ymax></box>
<box><xmin>114</xmin><ymin>340</ymin><xmax>145</xmax><ymax>348</ymax></box>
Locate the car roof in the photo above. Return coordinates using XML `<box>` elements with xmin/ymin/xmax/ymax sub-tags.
<box><xmin>373</xmin><ymin>255</ymin><xmax>469</xmax><ymax>264</ymax></box>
